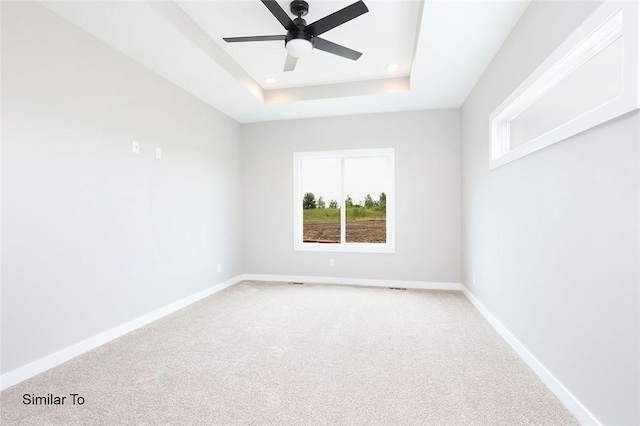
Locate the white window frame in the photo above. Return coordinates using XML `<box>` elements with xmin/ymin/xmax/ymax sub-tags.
<box><xmin>489</xmin><ymin>0</ymin><xmax>639</xmax><ymax>170</ymax></box>
<box><xmin>293</xmin><ymin>148</ymin><xmax>395</xmax><ymax>253</ymax></box>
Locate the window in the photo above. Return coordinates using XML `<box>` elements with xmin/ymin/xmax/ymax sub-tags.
<box><xmin>490</xmin><ymin>1</ymin><xmax>639</xmax><ymax>170</ymax></box>
<box><xmin>293</xmin><ymin>148</ymin><xmax>395</xmax><ymax>253</ymax></box>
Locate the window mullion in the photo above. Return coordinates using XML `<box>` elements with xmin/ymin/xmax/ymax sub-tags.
<box><xmin>340</xmin><ymin>157</ymin><xmax>346</xmax><ymax>245</ymax></box>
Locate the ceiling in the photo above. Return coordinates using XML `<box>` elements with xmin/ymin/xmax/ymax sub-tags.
<box><xmin>41</xmin><ymin>0</ymin><xmax>530</xmax><ymax>123</ymax></box>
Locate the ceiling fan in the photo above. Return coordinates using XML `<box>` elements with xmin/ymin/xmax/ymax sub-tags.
<box><xmin>223</xmin><ymin>0</ymin><xmax>369</xmax><ymax>72</ymax></box>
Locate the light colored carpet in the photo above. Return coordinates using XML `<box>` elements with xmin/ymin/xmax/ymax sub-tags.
<box><xmin>1</xmin><ymin>281</ymin><xmax>576</xmax><ymax>425</ymax></box>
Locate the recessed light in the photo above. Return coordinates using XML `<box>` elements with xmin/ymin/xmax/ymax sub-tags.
<box><xmin>265</xmin><ymin>77</ymin><xmax>277</xmax><ymax>84</ymax></box>
<box><xmin>386</xmin><ymin>63</ymin><xmax>400</xmax><ymax>72</ymax></box>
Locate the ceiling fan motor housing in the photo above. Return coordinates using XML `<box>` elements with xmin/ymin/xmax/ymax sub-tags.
<box><xmin>286</xmin><ymin>25</ymin><xmax>312</xmax><ymax>44</ymax></box>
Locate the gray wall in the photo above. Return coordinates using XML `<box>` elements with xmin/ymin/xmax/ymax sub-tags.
<box><xmin>461</xmin><ymin>1</ymin><xmax>639</xmax><ymax>424</ymax></box>
<box><xmin>1</xmin><ymin>2</ymin><xmax>243</xmax><ymax>373</ymax></box>
<box><xmin>242</xmin><ymin>110</ymin><xmax>461</xmax><ymax>283</ymax></box>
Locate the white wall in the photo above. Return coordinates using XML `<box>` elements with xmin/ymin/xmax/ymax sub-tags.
<box><xmin>461</xmin><ymin>1</ymin><xmax>639</xmax><ymax>425</ymax></box>
<box><xmin>242</xmin><ymin>110</ymin><xmax>461</xmax><ymax>283</ymax></box>
<box><xmin>1</xmin><ymin>2</ymin><xmax>243</xmax><ymax>374</ymax></box>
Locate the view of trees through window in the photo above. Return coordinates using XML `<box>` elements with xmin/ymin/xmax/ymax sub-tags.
<box><xmin>300</xmin><ymin>156</ymin><xmax>387</xmax><ymax>244</ymax></box>
<box><xmin>302</xmin><ymin>191</ymin><xmax>341</xmax><ymax>243</ymax></box>
<box><xmin>344</xmin><ymin>157</ymin><xmax>387</xmax><ymax>243</ymax></box>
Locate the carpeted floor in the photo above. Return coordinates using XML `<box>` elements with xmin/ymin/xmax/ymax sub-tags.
<box><xmin>1</xmin><ymin>281</ymin><xmax>576</xmax><ymax>425</ymax></box>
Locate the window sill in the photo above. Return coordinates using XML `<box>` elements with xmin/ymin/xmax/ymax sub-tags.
<box><xmin>294</xmin><ymin>243</ymin><xmax>395</xmax><ymax>254</ymax></box>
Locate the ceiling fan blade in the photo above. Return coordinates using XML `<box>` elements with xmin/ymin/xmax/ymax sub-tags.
<box><xmin>306</xmin><ymin>1</ymin><xmax>369</xmax><ymax>36</ymax></box>
<box><xmin>261</xmin><ymin>0</ymin><xmax>298</xmax><ymax>32</ymax></box>
<box><xmin>223</xmin><ymin>35</ymin><xmax>286</xmax><ymax>43</ymax></box>
<box><xmin>284</xmin><ymin>54</ymin><xmax>298</xmax><ymax>72</ymax></box>
<box><xmin>313</xmin><ymin>37</ymin><xmax>362</xmax><ymax>61</ymax></box>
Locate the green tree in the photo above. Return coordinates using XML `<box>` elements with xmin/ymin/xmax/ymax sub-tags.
<box><xmin>303</xmin><ymin>192</ymin><xmax>317</xmax><ymax>210</ymax></box>
<box><xmin>378</xmin><ymin>192</ymin><xmax>387</xmax><ymax>212</ymax></box>
<box><xmin>364</xmin><ymin>194</ymin><xmax>375</xmax><ymax>209</ymax></box>
<box><xmin>345</xmin><ymin>195</ymin><xmax>354</xmax><ymax>208</ymax></box>
<box><xmin>317</xmin><ymin>196</ymin><xmax>326</xmax><ymax>209</ymax></box>
<box><xmin>329</xmin><ymin>200</ymin><xmax>338</xmax><ymax>209</ymax></box>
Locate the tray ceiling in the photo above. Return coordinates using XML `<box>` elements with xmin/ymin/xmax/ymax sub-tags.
<box><xmin>40</xmin><ymin>0</ymin><xmax>530</xmax><ymax>123</ymax></box>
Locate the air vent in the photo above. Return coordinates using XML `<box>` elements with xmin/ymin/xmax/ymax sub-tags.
<box><xmin>291</xmin><ymin>282</ymin><xmax>304</xmax><ymax>285</ymax></box>
<box><xmin>389</xmin><ymin>287</ymin><xmax>407</xmax><ymax>291</ymax></box>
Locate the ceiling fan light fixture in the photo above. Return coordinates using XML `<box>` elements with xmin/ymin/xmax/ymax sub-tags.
<box><xmin>286</xmin><ymin>38</ymin><xmax>313</xmax><ymax>58</ymax></box>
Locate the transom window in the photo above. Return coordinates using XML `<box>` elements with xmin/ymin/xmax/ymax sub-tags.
<box><xmin>293</xmin><ymin>148</ymin><xmax>395</xmax><ymax>253</ymax></box>
<box><xmin>490</xmin><ymin>2</ymin><xmax>639</xmax><ymax>170</ymax></box>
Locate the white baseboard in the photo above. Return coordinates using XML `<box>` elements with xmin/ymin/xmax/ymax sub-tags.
<box><xmin>0</xmin><ymin>275</ymin><xmax>244</xmax><ymax>391</ymax></box>
<box><xmin>241</xmin><ymin>274</ymin><xmax>461</xmax><ymax>291</ymax></box>
<box><xmin>461</xmin><ymin>286</ymin><xmax>601</xmax><ymax>426</ymax></box>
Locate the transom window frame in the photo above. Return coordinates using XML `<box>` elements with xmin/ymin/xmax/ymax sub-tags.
<box><xmin>293</xmin><ymin>148</ymin><xmax>395</xmax><ymax>253</ymax></box>
<box><xmin>489</xmin><ymin>0</ymin><xmax>639</xmax><ymax>170</ymax></box>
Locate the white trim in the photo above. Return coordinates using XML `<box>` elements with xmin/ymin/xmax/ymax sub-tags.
<box><xmin>290</xmin><ymin>242</ymin><xmax>395</xmax><ymax>254</ymax></box>
<box><xmin>489</xmin><ymin>0</ymin><xmax>639</xmax><ymax>170</ymax></box>
<box><xmin>461</xmin><ymin>286</ymin><xmax>601</xmax><ymax>426</ymax></box>
<box><xmin>0</xmin><ymin>0</ymin><xmax>4</xmax><ymax>400</ymax></box>
<box><xmin>340</xmin><ymin>156</ymin><xmax>346</xmax><ymax>245</ymax></box>
<box><xmin>293</xmin><ymin>148</ymin><xmax>395</xmax><ymax>254</ymax></box>
<box><xmin>241</xmin><ymin>274</ymin><xmax>461</xmax><ymax>291</ymax></box>
<box><xmin>0</xmin><ymin>275</ymin><xmax>244</xmax><ymax>391</ymax></box>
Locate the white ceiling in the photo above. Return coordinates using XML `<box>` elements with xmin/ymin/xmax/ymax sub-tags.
<box><xmin>41</xmin><ymin>0</ymin><xmax>530</xmax><ymax>123</ymax></box>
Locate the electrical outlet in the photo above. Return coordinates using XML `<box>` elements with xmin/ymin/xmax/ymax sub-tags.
<box><xmin>132</xmin><ymin>140</ymin><xmax>139</xmax><ymax>154</ymax></box>
<box><xmin>155</xmin><ymin>147</ymin><xmax>162</xmax><ymax>159</ymax></box>
<box><xmin>329</xmin><ymin>259</ymin><xmax>335</xmax><ymax>267</ymax></box>
<box><xmin>217</xmin><ymin>264</ymin><xmax>221</xmax><ymax>273</ymax></box>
